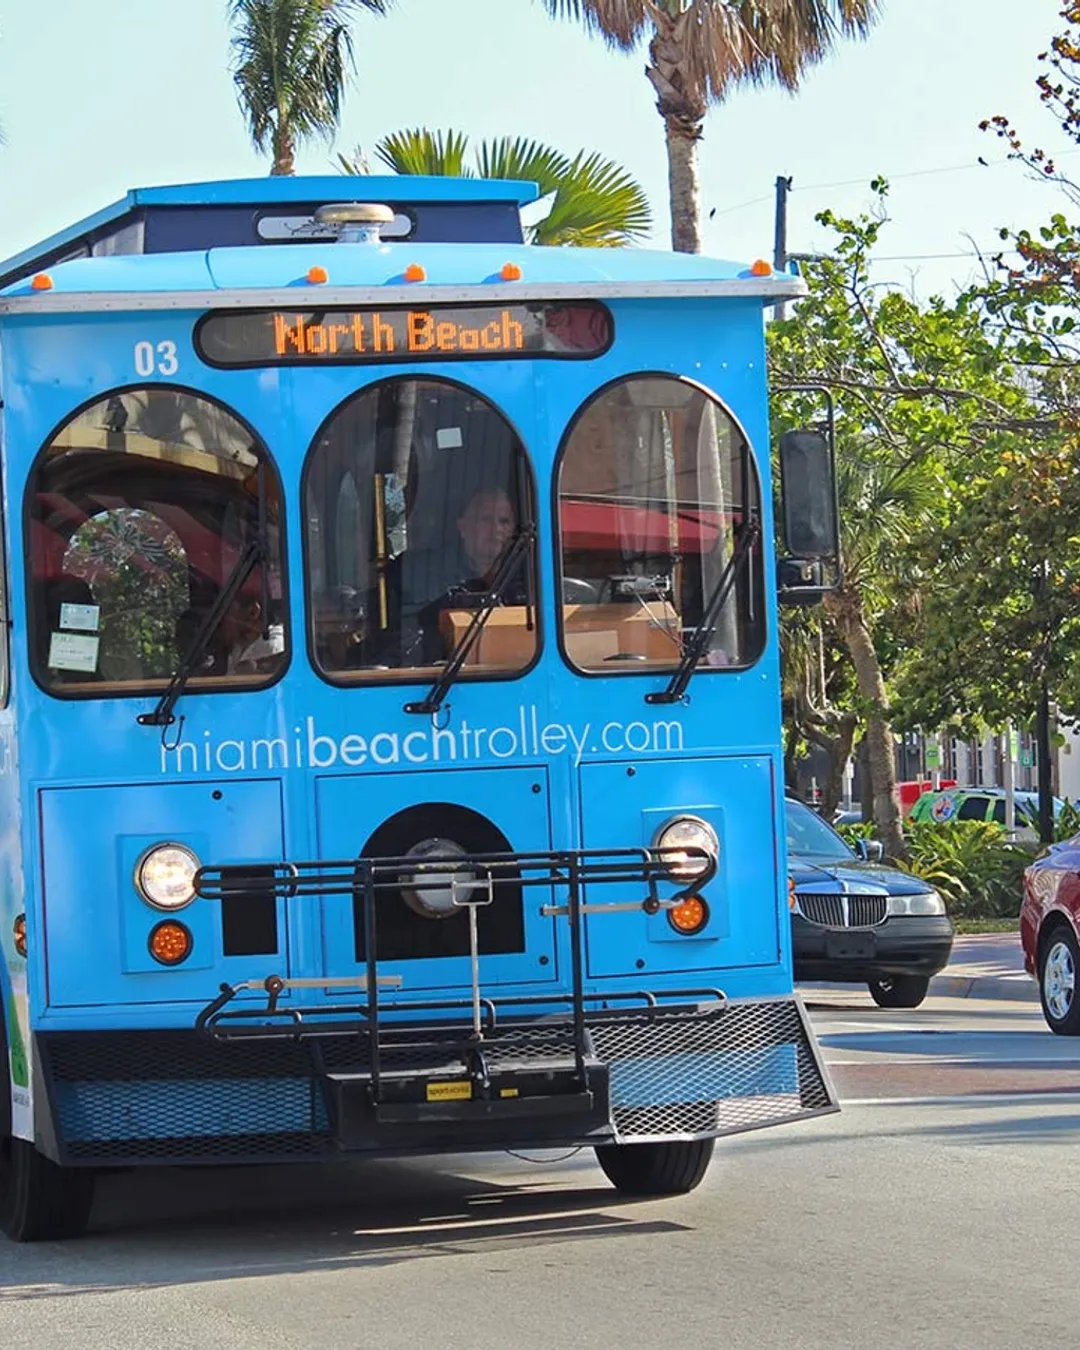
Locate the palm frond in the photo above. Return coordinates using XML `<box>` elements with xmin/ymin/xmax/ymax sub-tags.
<box><xmin>536</xmin><ymin>0</ymin><xmax>650</xmax><ymax>49</ymax></box>
<box><xmin>374</xmin><ymin>128</ymin><xmax>472</xmax><ymax>176</ymax></box>
<box><xmin>473</xmin><ymin>138</ymin><xmax>573</xmax><ymax>197</ymax></box>
<box><xmin>535</xmin><ymin>149</ymin><xmax>652</xmax><ymax>246</ymax></box>
<box><xmin>229</xmin><ymin>0</ymin><xmax>392</xmax><ymax>166</ymax></box>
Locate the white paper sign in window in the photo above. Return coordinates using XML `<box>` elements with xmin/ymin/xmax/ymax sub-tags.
<box><xmin>48</xmin><ymin>632</ymin><xmax>100</xmax><ymax>673</ymax></box>
<box><xmin>59</xmin><ymin>603</ymin><xmax>100</xmax><ymax>632</ymax></box>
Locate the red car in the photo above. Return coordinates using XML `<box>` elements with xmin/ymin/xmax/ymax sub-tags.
<box><xmin>1021</xmin><ymin>842</ymin><xmax>1080</xmax><ymax>1035</ymax></box>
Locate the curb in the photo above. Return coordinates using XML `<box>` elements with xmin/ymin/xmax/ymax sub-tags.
<box><xmin>928</xmin><ymin>973</ymin><xmax>1039</xmax><ymax>1003</ymax></box>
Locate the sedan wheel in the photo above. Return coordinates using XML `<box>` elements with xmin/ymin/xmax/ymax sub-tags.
<box><xmin>1039</xmin><ymin>927</ymin><xmax>1080</xmax><ymax>1036</ymax></box>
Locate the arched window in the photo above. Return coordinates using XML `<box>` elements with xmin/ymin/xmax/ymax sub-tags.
<box><xmin>304</xmin><ymin>378</ymin><xmax>538</xmax><ymax>682</ymax></box>
<box><xmin>27</xmin><ymin>387</ymin><xmax>287</xmax><ymax>694</ymax></box>
<box><xmin>557</xmin><ymin>375</ymin><xmax>765</xmax><ymax>674</ymax></box>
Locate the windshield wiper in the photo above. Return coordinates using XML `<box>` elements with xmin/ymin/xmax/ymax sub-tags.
<box><xmin>138</xmin><ymin>466</ymin><xmax>270</xmax><ymax>732</ymax></box>
<box><xmin>404</xmin><ymin>524</ymin><xmax>536</xmax><ymax>717</ymax></box>
<box><xmin>646</xmin><ymin>516</ymin><xmax>761</xmax><ymax>705</ymax></box>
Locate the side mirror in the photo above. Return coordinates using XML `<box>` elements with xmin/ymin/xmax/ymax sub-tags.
<box><xmin>777</xmin><ymin>428</ymin><xmax>840</xmax><ymax>604</ymax></box>
<box><xmin>855</xmin><ymin>839</ymin><xmax>884</xmax><ymax>863</ymax></box>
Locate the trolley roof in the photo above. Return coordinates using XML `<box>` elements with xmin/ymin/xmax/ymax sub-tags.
<box><xmin>0</xmin><ymin>176</ymin><xmax>805</xmax><ymax>313</ymax></box>
<box><xmin>0</xmin><ymin>175</ymin><xmax>542</xmax><ymax>291</ymax></box>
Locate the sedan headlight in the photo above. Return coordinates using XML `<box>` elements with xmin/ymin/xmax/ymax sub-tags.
<box><xmin>886</xmin><ymin>890</ymin><xmax>945</xmax><ymax>917</ymax></box>
<box><xmin>134</xmin><ymin>843</ymin><xmax>200</xmax><ymax>911</ymax></box>
<box><xmin>652</xmin><ymin>816</ymin><xmax>718</xmax><ymax>882</ymax></box>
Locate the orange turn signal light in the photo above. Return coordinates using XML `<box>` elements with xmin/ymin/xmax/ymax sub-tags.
<box><xmin>404</xmin><ymin>262</ymin><xmax>427</xmax><ymax>282</ymax></box>
<box><xmin>500</xmin><ymin>262</ymin><xmax>523</xmax><ymax>281</ymax></box>
<box><xmin>750</xmin><ymin>258</ymin><xmax>773</xmax><ymax>276</ymax></box>
<box><xmin>667</xmin><ymin>895</ymin><xmax>709</xmax><ymax>935</ymax></box>
<box><xmin>13</xmin><ymin>913</ymin><xmax>27</xmax><ymax>960</ymax></box>
<box><xmin>148</xmin><ymin>920</ymin><xmax>193</xmax><ymax>966</ymax></box>
<box><xmin>31</xmin><ymin>272</ymin><xmax>54</xmax><ymax>291</ymax></box>
<box><xmin>306</xmin><ymin>265</ymin><xmax>329</xmax><ymax>285</ymax></box>
<box><xmin>788</xmin><ymin>876</ymin><xmax>797</xmax><ymax>911</ymax></box>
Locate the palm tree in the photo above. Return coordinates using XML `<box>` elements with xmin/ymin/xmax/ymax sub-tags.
<box><xmin>228</xmin><ymin>0</ymin><xmax>394</xmax><ymax>176</ymax></box>
<box><xmin>340</xmin><ymin>129</ymin><xmax>652</xmax><ymax>247</ymax></box>
<box><xmin>540</xmin><ymin>1</ymin><xmax>878</xmax><ymax>253</ymax></box>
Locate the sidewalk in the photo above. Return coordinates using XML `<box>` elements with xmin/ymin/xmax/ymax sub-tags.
<box><xmin>928</xmin><ymin>930</ymin><xmax>1037</xmax><ymax>1003</ymax></box>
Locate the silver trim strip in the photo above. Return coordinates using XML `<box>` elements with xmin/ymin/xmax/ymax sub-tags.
<box><xmin>0</xmin><ymin>275</ymin><xmax>808</xmax><ymax>315</ymax></box>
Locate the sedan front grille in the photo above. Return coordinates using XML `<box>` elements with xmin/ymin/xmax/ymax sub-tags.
<box><xmin>796</xmin><ymin>893</ymin><xmax>887</xmax><ymax>929</ymax></box>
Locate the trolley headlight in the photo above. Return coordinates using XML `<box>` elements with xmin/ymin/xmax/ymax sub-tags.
<box><xmin>400</xmin><ymin>838</ymin><xmax>478</xmax><ymax>919</ymax></box>
<box><xmin>652</xmin><ymin>816</ymin><xmax>718</xmax><ymax>882</ymax></box>
<box><xmin>134</xmin><ymin>843</ymin><xmax>200</xmax><ymax>911</ymax></box>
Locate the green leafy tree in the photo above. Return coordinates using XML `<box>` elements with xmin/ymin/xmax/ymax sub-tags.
<box><xmin>771</xmin><ymin>191</ymin><xmax>1036</xmax><ymax>858</ymax></box>
<box><xmin>896</xmin><ymin>5</ymin><xmax>1080</xmax><ymax>792</ymax></box>
<box><xmin>539</xmin><ymin>1</ymin><xmax>878</xmax><ymax>253</ymax></box>
<box><xmin>229</xmin><ymin>0</ymin><xmax>393</xmax><ymax>175</ymax></box>
<box><xmin>340</xmin><ymin>129</ymin><xmax>652</xmax><ymax>246</ymax></box>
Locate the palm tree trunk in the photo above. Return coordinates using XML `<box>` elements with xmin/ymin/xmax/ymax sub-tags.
<box><xmin>646</xmin><ymin>13</ymin><xmax>706</xmax><ymax>254</ymax></box>
<box><xmin>825</xmin><ymin>589</ymin><xmax>907</xmax><ymax>861</ymax></box>
<box><xmin>271</xmin><ymin>125</ymin><xmax>296</xmax><ymax>176</ymax></box>
<box><xmin>664</xmin><ymin>116</ymin><xmax>702</xmax><ymax>253</ymax></box>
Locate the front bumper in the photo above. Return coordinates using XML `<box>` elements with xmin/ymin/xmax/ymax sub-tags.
<box><xmin>792</xmin><ymin>914</ymin><xmax>955</xmax><ymax>983</ymax></box>
<box><xmin>37</xmin><ymin>996</ymin><xmax>836</xmax><ymax>1166</ymax></box>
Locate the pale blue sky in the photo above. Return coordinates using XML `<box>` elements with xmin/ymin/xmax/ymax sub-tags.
<box><xmin>0</xmin><ymin>0</ymin><xmax>1072</xmax><ymax>296</ymax></box>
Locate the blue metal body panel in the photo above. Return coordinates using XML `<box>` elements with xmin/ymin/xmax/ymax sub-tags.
<box><xmin>1</xmin><ymin>293</ymin><xmax>790</xmax><ymax>1026</ymax></box>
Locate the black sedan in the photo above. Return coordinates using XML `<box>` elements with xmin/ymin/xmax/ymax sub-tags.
<box><xmin>786</xmin><ymin>797</ymin><xmax>954</xmax><ymax>1008</ymax></box>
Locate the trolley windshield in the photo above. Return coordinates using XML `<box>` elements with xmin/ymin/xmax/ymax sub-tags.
<box><xmin>557</xmin><ymin>375</ymin><xmax>765</xmax><ymax>674</ymax></box>
<box><xmin>305</xmin><ymin>377</ymin><xmax>538</xmax><ymax>683</ymax></box>
<box><xmin>27</xmin><ymin>387</ymin><xmax>287</xmax><ymax>694</ymax></box>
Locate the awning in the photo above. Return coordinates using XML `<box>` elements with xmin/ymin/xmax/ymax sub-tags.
<box><xmin>560</xmin><ymin>499</ymin><xmax>726</xmax><ymax>552</ymax></box>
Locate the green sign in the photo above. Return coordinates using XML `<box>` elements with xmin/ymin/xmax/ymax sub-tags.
<box><xmin>1020</xmin><ymin>749</ymin><xmax>1034</xmax><ymax>768</ymax></box>
<box><xmin>925</xmin><ymin>745</ymin><xmax>941</xmax><ymax>769</ymax></box>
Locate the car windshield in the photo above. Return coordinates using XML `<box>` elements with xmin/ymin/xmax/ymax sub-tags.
<box><xmin>785</xmin><ymin>799</ymin><xmax>856</xmax><ymax>862</ymax></box>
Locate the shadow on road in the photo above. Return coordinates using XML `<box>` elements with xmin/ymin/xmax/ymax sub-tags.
<box><xmin>0</xmin><ymin>1153</ymin><xmax>690</xmax><ymax>1297</ymax></box>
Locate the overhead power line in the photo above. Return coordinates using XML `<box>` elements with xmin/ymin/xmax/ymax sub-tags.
<box><xmin>709</xmin><ymin>148</ymin><xmax>1080</xmax><ymax>220</ymax></box>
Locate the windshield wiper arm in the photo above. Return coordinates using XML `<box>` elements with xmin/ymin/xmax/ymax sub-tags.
<box><xmin>404</xmin><ymin>524</ymin><xmax>536</xmax><ymax>717</ymax></box>
<box><xmin>646</xmin><ymin>517</ymin><xmax>761</xmax><ymax>705</ymax></box>
<box><xmin>137</xmin><ymin>538</ymin><xmax>264</xmax><ymax>730</ymax></box>
<box><xmin>139</xmin><ymin>465</ymin><xmax>271</xmax><ymax>731</ymax></box>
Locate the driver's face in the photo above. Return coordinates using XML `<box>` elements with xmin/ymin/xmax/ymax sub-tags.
<box><xmin>458</xmin><ymin>491</ymin><xmax>515</xmax><ymax>575</ymax></box>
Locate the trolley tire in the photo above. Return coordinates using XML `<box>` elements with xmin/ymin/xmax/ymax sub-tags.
<box><xmin>867</xmin><ymin>975</ymin><xmax>930</xmax><ymax>1009</ymax></box>
<box><xmin>594</xmin><ymin>1138</ymin><xmax>714</xmax><ymax>1196</ymax></box>
<box><xmin>0</xmin><ymin>1004</ymin><xmax>94</xmax><ymax>1242</ymax></box>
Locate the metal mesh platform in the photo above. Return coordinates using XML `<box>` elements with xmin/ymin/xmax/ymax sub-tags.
<box><xmin>38</xmin><ymin>996</ymin><xmax>835</xmax><ymax>1164</ymax></box>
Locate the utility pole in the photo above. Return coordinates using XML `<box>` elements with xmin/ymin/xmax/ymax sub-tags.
<box><xmin>773</xmin><ymin>175</ymin><xmax>793</xmax><ymax>319</ymax></box>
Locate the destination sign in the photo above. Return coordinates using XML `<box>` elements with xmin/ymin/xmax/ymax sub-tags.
<box><xmin>196</xmin><ymin>301</ymin><xmax>613</xmax><ymax>367</ymax></box>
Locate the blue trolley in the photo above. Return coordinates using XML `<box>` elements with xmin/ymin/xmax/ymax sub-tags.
<box><xmin>0</xmin><ymin>176</ymin><xmax>839</xmax><ymax>1239</ymax></box>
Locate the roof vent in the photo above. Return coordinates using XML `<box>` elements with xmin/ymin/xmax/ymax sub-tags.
<box><xmin>312</xmin><ymin>202</ymin><xmax>395</xmax><ymax>245</ymax></box>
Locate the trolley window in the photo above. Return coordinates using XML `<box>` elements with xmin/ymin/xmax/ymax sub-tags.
<box><xmin>27</xmin><ymin>388</ymin><xmax>287</xmax><ymax>695</ymax></box>
<box><xmin>305</xmin><ymin>377</ymin><xmax>538</xmax><ymax>682</ymax></box>
<box><xmin>557</xmin><ymin>375</ymin><xmax>765</xmax><ymax>674</ymax></box>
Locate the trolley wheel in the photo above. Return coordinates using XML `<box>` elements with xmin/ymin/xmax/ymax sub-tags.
<box><xmin>594</xmin><ymin>1138</ymin><xmax>714</xmax><ymax>1196</ymax></box>
<box><xmin>0</xmin><ymin>1005</ymin><xmax>94</xmax><ymax>1242</ymax></box>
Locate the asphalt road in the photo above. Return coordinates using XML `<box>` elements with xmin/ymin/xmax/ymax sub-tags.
<box><xmin>3</xmin><ymin>993</ymin><xmax>1079</xmax><ymax>1350</ymax></box>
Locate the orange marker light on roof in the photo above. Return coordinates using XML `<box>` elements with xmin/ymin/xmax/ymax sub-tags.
<box><xmin>500</xmin><ymin>262</ymin><xmax>523</xmax><ymax>281</ymax></box>
<box><xmin>750</xmin><ymin>259</ymin><xmax>773</xmax><ymax>277</ymax></box>
<box><xmin>31</xmin><ymin>272</ymin><xmax>54</xmax><ymax>291</ymax></box>
<box><xmin>306</xmin><ymin>265</ymin><xmax>329</xmax><ymax>285</ymax></box>
<box><xmin>404</xmin><ymin>262</ymin><xmax>427</xmax><ymax>282</ymax></box>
